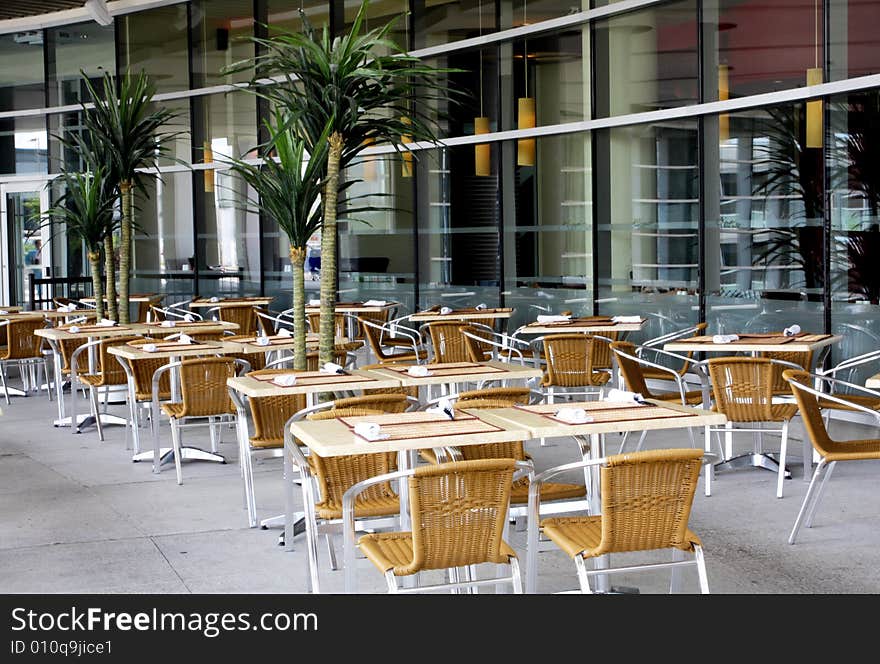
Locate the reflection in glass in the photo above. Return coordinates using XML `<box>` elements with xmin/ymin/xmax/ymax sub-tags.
<box><xmin>118</xmin><ymin>4</ymin><xmax>190</xmax><ymax>94</ymax></box>
<box><xmin>0</xmin><ymin>34</ymin><xmax>47</xmax><ymax>175</ymax></box>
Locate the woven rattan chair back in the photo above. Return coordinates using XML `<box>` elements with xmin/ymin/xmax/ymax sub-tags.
<box><xmin>542</xmin><ymin>333</ymin><xmax>608</xmax><ymax>388</ymax></box>
<box><xmin>459</xmin><ymin>324</ymin><xmax>494</xmax><ymax>362</ymax></box>
<box><xmin>360</xmin><ymin>320</ymin><xmax>399</xmax><ymax>363</ymax></box>
<box><xmin>404</xmin><ymin>459</ymin><xmax>517</xmax><ymax>573</ymax></box>
<box><xmin>59</xmin><ymin>337</ymin><xmax>90</xmax><ymax>375</ymax></box>
<box><xmin>126</xmin><ymin>339</ymin><xmax>171</xmax><ymax>400</ymax></box>
<box><xmin>610</xmin><ymin>341</ymin><xmax>653</xmax><ymax>396</ymax></box>
<box><xmin>591</xmin><ymin>448</ymin><xmax>703</xmax><ymax>558</ymax></box>
<box><xmin>425</xmin><ymin>321</ymin><xmax>472</xmax><ymax>363</ymax></box>
<box><xmin>2</xmin><ymin>318</ymin><xmax>45</xmax><ymax>360</ymax></box>
<box><xmin>305</xmin><ymin>406</ymin><xmax>398</xmax><ymax>512</ymax></box>
<box><xmin>306</xmin><ymin>312</ymin><xmax>347</xmax><ymax>338</ymax></box>
<box><xmin>176</xmin><ymin>357</ymin><xmax>238</xmax><ymax>417</ymax></box>
<box><xmin>760</xmin><ymin>349</ymin><xmax>813</xmax><ymax>395</ymax></box>
<box><xmin>246</xmin><ymin>370</ymin><xmax>309</xmax><ymax>445</ymax></box>
<box><xmin>224</xmin><ymin>334</ymin><xmax>268</xmax><ymax>371</ymax></box>
<box><xmin>591</xmin><ymin>331</ymin><xmax>618</xmax><ymax>370</ymax></box>
<box><xmin>218</xmin><ymin>305</ymin><xmax>262</xmax><ymax>335</ymax></box>
<box><xmin>136</xmin><ymin>296</ymin><xmax>164</xmax><ymax>323</ymax></box>
<box><xmin>782</xmin><ymin>369</ymin><xmax>834</xmax><ymax>456</ymax></box>
<box><xmin>706</xmin><ymin>357</ymin><xmax>776</xmax><ymax>422</ymax></box>
<box><xmin>330</xmin><ymin>394</ymin><xmax>410</xmax><ymax>413</ymax></box>
<box><xmin>305</xmin><ymin>347</ymin><xmax>350</xmax><ymax>371</ymax></box>
<box><xmin>92</xmin><ymin>336</ymin><xmax>141</xmax><ymax>386</ymax></box>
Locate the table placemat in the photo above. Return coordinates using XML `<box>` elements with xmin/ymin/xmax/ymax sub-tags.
<box><xmin>686</xmin><ymin>334</ymin><xmax>796</xmax><ymax>346</ymax></box>
<box><xmin>239</xmin><ymin>336</ymin><xmax>296</xmax><ymax>346</ymax></box>
<box><xmin>514</xmin><ymin>401</ymin><xmax>694</xmax><ymax>425</ymax></box>
<box><xmin>528</xmin><ymin>316</ymin><xmax>620</xmax><ymax>328</ymax></box>
<box><xmin>339</xmin><ymin>411</ymin><xmax>503</xmax><ymax>442</ymax></box>
<box><xmin>420</xmin><ymin>307</ymin><xmax>511</xmax><ymax>316</ymax></box>
<box><xmin>380</xmin><ymin>361</ymin><xmax>506</xmax><ymax>377</ymax></box>
<box><xmin>251</xmin><ymin>371</ymin><xmax>374</xmax><ymax>387</ymax></box>
<box><xmin>126</xmin><ymin>340</ymin><xmax>219</xmax><ymax>352</ymax></box>
<box><xmin>60</xmin><ymin>324</ymin><xmax>132</xmax><ymax>333</ymax></box>
<box><xmin>304</xmin><ymin>301</ymin><xmax>364</xmax><ymax>309</ymax></box>
<box><xmin>192</xmin><ymin>297</ymin><xmax>269</xmax><ymax>304</ymax></box>
<box><xmin>146</xmin><ymin>320</ymin><xmax>223</xmax><ymax>328</ymax></box>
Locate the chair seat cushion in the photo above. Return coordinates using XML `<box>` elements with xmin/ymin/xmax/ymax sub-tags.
<box><xmin>640</xmin><ymin>367</ymin><xmax>686</xmax><ymax>381</ymax></box>
<box><xmin>160</xmin><ymin>402</ymin><xmax>185</xmax><ymax>418</ymax></box>
<box><xmin>510</xmin><ymin>477</ymin><xmax>586</xmax><ymax>504</ymax></box>
<box><xmin>380</xmin><ymin>349</ymin><xmax>428</xmax><ymax>362</ymax></box>
<box><xmin>540</xmin><ymin>515</ymin><xmax>702</xmax><ymax>559</ymax></box>
<box><xmin>78</xmin><ymin>374</ymin><xmax>104</xmax><ymax>387</ymax></box>
<box><xmin>315</xmin><ymin>494</ymin><xmax>400</xmax><ymax>520</ymax></box>
<box><xmin>358</xmin><ymin>531</ymin><xmax>517</xmax><ymax>576</ymax></box>
<box><xmin>135</xmin><ymin>390</ymin><xmax>172</xmax><ymax>402</ymax></box>
<box><xmin>248</xmin><ymin>436</ymin><xmax>283</xmax><ymax>450</ymax></box>
<box><xmin>654</xmin><ymin>390</ymin><xmax>704</xmax><ymax>406</ymax></box>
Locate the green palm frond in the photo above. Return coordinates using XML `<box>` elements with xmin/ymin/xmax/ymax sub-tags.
<box><xmin>42</xmin><ymin>168</ymin><xmax>117</xmax><ymax>249</ymax></box>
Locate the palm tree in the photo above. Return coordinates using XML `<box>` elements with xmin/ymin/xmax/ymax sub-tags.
<box><xmin>64</xmin><ymin>70</ymin><xmax>184</xmax><ymax>323</ymax></box>
<box><xmin>227</xmin><ymin>0</ymin><xmax>457</xmax><ymax>363</ymax></box>
<box><xmin>43</xmin><ymin>168</ymin><xmax>117</xmax><ymax>320</ymax></box>
<box><xmin>224</xmin><ymin>111</ymin><xmax>329</xmax><ymax>369</ymax></box>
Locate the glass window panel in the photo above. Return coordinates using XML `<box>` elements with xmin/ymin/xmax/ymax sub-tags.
<box><xmin>191</xmin><ymin>0</ymin><xmax>254</xmax><ymax>87</ymax></box>
<box><xmin>595</xmin><ymin>119</ymin><xmax>700</xmax><ymax>331</ymax></box>
<box><xmin>267</xmin><ymin>1</ymin><xmax>330</xmax><ymax>36</ymax></box>
<box><xmin>131</xmin><ymin>171</ymin><xmax>197</xmax><ymax>303</ymax></box>
<box><xmin>118</xmin><ymin>4</ymin><xmax>190</xmax><ymax>94</ymax></box>
<box><xmin>0</xmin><ymin>34</ymin><xmax>47</xmax><ymax>175</ymax></box>
<box><xmin>501</xmin><ymin>1</ymin><xmax>590</xmax><ymax>29</ymax></box>
<box><xmin>504</xmin><ymin>132</ymin><xmax>593</xmax><ymax>331</ymax></box>
<box><xmin>594</xmin><ymin>0</ymin><xmax>698</xmax><ymax>118</ymax></box>
<box><xmin>703</xmin><ymin>102</ymin><xmax>825</xmax><ymax>335</ymax></box>
<box><xmin>829</xmin><ymin>0</ymin><xmax>880</xmax><ymax>82</ymax></box>
<box><xmin>45</xmin><ymin>21</ymin><xmax>115</xmax><ymax>107</ymax></box>
<box><xmin>345</xmin><ymin>0</ymin><xmax>408</xmax><ymax>51</ymax></box>
<box><xmin>418</xmin><ymin>1</ymin><xmax>498</xmax><ymax>49</ymax></box>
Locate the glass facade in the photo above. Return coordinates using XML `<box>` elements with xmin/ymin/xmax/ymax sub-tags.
<box><xmin>0</xmin><ymin>0</ymin><xmax>879</xmax><ymax>369</ymax></box>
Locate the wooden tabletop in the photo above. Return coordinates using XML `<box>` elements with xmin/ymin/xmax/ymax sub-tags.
<box><xmin>365</xmin><ymin>360</ymin><xmax>542</xmax><ymax>387</ymax></box>
<box><xmin>665</xmin><ymin>333</ymin><xmax>841</xmax><ymax>354</ymax></box>
<box><xmin>289</xmin><ymin>409</ymin><xmax>529</xmax><ymax>458</ymax></box>
<box><xmin>81</xmin><ymin>293</ymin><xmax>159</xmax><ymax>303</ymax></box>
<box><xmin>0</xmin><ymin>306</ymin><xmax>23</xmax><ymax>313</ymax></box>
<box><xmin>108</xmin><ymin>339</ymin><xmax>232</xmax><ymax>361</ymax></box>
<box><xmin>34</xmin><ymin>323</ymin><xmax>151</xmax><ymax>341</ymax></box>
<box><xmin>141</xmin><ymin>320</ymin><xmax>239</xmax><ymax>336</ymax></box>
<box><xmin>866</xmin><ymin>373</ymin><xmax>880</xmax><ymax>389</ymax></box>
<box><xmin>408</xmin><ymin>307</ymin><xmax>513</xmax><ymax>322</ymax></box>
<box><xmin>189</xmin><ymin>296</ymin><xmax>275</xmax><ymax>308</ymax></box>
<box><xmin>513</xmin><ymin>316</ymin><xmax>646</xmax><ymax>335</ymax></box>
<box><xmin>304</xmin><ymin>301</ymin><xmax>399</xmax><ymax>313</ymax></box>
<box><xmin>220</xmin><ymin>333</ymin><xmax>352</xmax><ymax>353</ymax></box>
<box><xmin>473</xmin><ymin>399</ymin><xmax>727</xmax><ymax>438</ymax></box>
<box><xmin>227</xmin><ymin>368</ymin><xmax>401</xmax><ymax>399</ymax></box>
<box><xmin>1</xmin><ymin>309</ymin><xmax>96</xmax><ymax>321</ymax></box>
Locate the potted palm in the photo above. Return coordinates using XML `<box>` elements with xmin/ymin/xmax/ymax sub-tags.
<box><xmin>42</xmin><ymin>167</ymin><xmax>117</xmax><ymax>321</ymax></box>
<box><xmin>227</xmin><ymin>0</ymin><xmax>457</xmax><ymax>363</ymax></box>
<box><xmin>65</xmin><ymin>70</ymin><xmax>184</xmax><ymax>323</ymax></box>
<box><xmin>224</xmin><ymin>111</ymin><xmax>329</xmax><ymax>369</ymax></box>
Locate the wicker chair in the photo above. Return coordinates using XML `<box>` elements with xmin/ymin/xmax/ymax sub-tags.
<box><xmin>783</xmin><ymin>369</ymin><xmax>880</xmax><ymax>544</ymax></box>
<box><xmin>69</xmin><ymin>335</ymin><xmax>141</xmax><ymax>440</ymax></box>
<box><xmin>759</xmin><ymin>348</ymin><xmax>814</xmax><ymax>398</ymax></box>
<box><xmin>283</xmin><ymin>406</ymin><xmax>403</xmax><ymax>593</ymax></box>
<box><xmin>461</xmin><ymin>325</ymin><xmax>531</xmax><ymax>365</ymax></box>
<box><xmin>115</xmin><ymin>338</ymin><xmax>173</xmax><ymax>454</ymax></box>
<box><xmin>638</xmin><ymin>322</ymin><xmax>707</xmax><ymax>382</ymax></box>
<box><xmin>306</xmin><ymin>311</ymin><xmax>348</xmax><ymax>339</ymax></box>
<box><xmin>223</xmin><ymin>334</ymin><xmax>269</xmax><ymax>372</ymax></box>
<box><xmin>698</xmin><ymin>357</ymin><xmax>801</xmax><ymax>498</ymax></box>
<box><xmin>527</xmin><ymin>448</ymin><xmax>709</xmax><ymax>594</ymax></box>
<box><xmin>212</xmin><ymin>304</ymin><xmax>264</xmax><ymax>335</ymax></box>
<box><xmin>136</xmin><ymin>295</ymin><xmax>165</xmax><ymax>323</ymax></box>
<box><xmin>424</xmin><ymin>321</ymin><xmax>491</xmax><ymax>363</ymax></box>
<box><xmin>534</xmin><ymin>333</ymin><xmax>613</xmax><ymax>401</ymax></box>
<box><xmin>360</xmin><ymin>317</ymin><xmax>428</xmax><ymax>364</ymax></box>
<box><xmin>346</xmin><ymin>459</ymin><xmax>530</xmax><ymax>593</ymax></box>
<box><xmin>0</xmin><ymin>317</ymin><xmax>52</xmax><ymax>404</ymax></box>
<box><xmin>157</xmin><ymin>357</ymin><xmax>249</xmax><ymax>485</ymax></box>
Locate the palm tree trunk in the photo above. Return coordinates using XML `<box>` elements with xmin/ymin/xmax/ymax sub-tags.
<box><xmin>290</xmin><ymin>246</ymin><xmax>307</xmax><ymax>371</ymax></box>
<box><xmin>103</xmin><ymin>235</ymin><xmax>118</xmax><ymax>322</ymax></box>
<box><xmin>87</xmin><ymin>249</ymin><xmax>105</xmax><ymax>321</ymax></box>
<box><xmin>318</xmin><ymin>132</ymin><xmax>344</xmax><ymax>365</ymax></box>
<box><xmin>118</xmin><ymin>180</ymin><xmax>133</xmax><ymax>324</ymax></box>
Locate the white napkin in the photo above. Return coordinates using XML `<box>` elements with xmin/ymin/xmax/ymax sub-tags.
<box><xmin>439</xmin><ymin>306</ymin><xmax>453</xmax><ymax>315</ymax></box>
<box><xmin>712</xmin><ymin>334</ymin><xmax>740</xmax><ymax>344</ymax></box>
<box><xmin>178</xmin><ymin>334</ymin><xmax>194</xmax><ymax>345</ymax></box>
<box><xmin>555</xmin><ymin>407</ymin><xmax>593</xmax><ymax>424</ymax></box>
<box><xmin>612</xmin><ymin>315</ymin><xmax>642</xmax><ymax>324</ymax></box>
<box><xmin>427</xmin><ymin>397</ymin><xmax>455</xmax><ymax>420</ymax></box>
<box><xmin>143</xmin><ymin>343</ymin><xmax>158</xmax><ymax>353</ymax></box>
<box><xmin>209</xmin><ymin>296</ymin><xmax>219</xmax><ymax>303</ymax></box>
<box><xmin>183</xmin><ymin>314</ymin><xmax>195</xmax><ymax>322</ymax></box>
<box><xmin>536</xmin><ymin>314</ymin><xmax>571</xmax><ymax>324</ymax></box>
<box><xmin>98</xmin><ymin>318</ymin><xmax>117</xmax><ymax>327</ymax></box>
<box><xmin>475</xmin><ymin>303</ymin><xmax>488</xmax><ymax>310</ymax></box>
<box><xmin>783</xmin><ymin>324</ymin><xmax>802</xmax><ymax>337</ymax></box>
<box><xmin>407</xmin><ymin>365</ymin><xmax>430</xmax><ymax>377</ymax></box>
<box><xmin>606</xmin><ymin>388</ymin><xmax>646</xmax><ymax>404</ymax></box>
<box><xmin>321</xmin><ymin>362</ymin><xmax>346</xmax><ymax>374</ymax></box>
<box><xmin>68</xmin><ymin>325</ymin><xmax>80</xmax><ymax>334</ymax></box>
<box><xmin>0</xmin><ymin>310</ymin><xmax>7</xmax><ymax>315</ymax></box>
<box><xmin>354</xmin><ymin>422</ymin><xmax>389</xmax><ymax>441</ymax></box>
<box><xmin>160</xmin><ymin>320</ymin><xmax>176</xmax><ymax>327</ymax></box>
<box><xmin>277</xmin><ymin>327</ymin><xmax>292</xmax><ymax>338</ymax></box>
<box><xmin>271</xmin><ymin>374</ymin><xmax>298</xmax><ymax>386</ymax></box>
<box><xmin>362</xmin><ymin>299</ymin><xmax>386</xmax><ymax>307</ymax></box>
<box><xmin>56</xmin><ymin>305</ymin><xmax>71</xmax><ymax>313</ymax></box>
<box><xmin>255</xmin><ymin>336</ymin><xmax>271</xmax><ymax>346</ymax></box>
<box><xmin>308</xmin><ymin>299</ymin><xmax>321</xmax><ymax>306</ymax></box>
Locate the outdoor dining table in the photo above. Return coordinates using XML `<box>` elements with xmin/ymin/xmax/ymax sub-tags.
<box><xmin>227</xmin><ymin>367</ymin><xmax>403</xmax><ymax>529</ymax></box>
<box><xmin>219</xmin><ymin>332</ymin><xmax>355</xmax><ymax>360</ymax></box>
<box><xmin>189</xmin><ymin>296</ymin><xmax>275</xmax><ymax>309</ymax></box>
<box><xmin>472</xmin><ymin>398</ymin><xmax>728</xmax><ymax>592</ymax></box>
<box><xmin>286</xmin><ymin>408</ymin><xmax>531</xmax><ymax>593</ymax></box>
<box><xmin>511</xmin><ymin>315</ymin><xmax>647</xmax><ymax>337</ymax></box>
<box><xmin>81</xmin><ymin>293</ymin><xmax>159</xmax><ymax>304</ymax></box>
<box><xmin>304</xmin><ymin>300</ymin><xmax>400</xmax><ymax>340</ymax></box>
<box><xmin>663</xmin><ymin>331</ymin><xmax>841</xmax><ymax>367</ymax></box>
<box><xmin>108</xmin><ymin>338</ymin><xmax>238</xmax><ymax>471</ymax></box>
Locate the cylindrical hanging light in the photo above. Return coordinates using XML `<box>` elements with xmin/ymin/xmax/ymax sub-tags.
<box><xmin>203</xmin><ymin>142</ymin><xmax>214</xmax><ymax>192</ymax></box>
<box><xmin>805</xmin><ymin>0</ymin><xmax>823</xmax><ymax>149</ymax></box>
<box><xmin>362</xmin><ymin>136</ymin><xmax>376</xmax><ymax>180</ymax></box>
<box><xmin>475</xmin><ymin>116</ymin><xmax>491</xmax><ymax>176</ymax></box>
<box><xmin>718</xmin><ymin>64</ymin><xmax>729</xmax><ymax>142</ymax></box>
<box><xmin>516</xmin><ymin>2</ymin><xmax>535</xmax><ymax>167</ymax></box>
<box><xmin>400</xmin><ymin>117</ymin><xmax>413</xmax><ymax>177</ymax></box>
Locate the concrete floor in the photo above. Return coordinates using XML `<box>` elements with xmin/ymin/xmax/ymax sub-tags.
<box><xmin>2</xmin><ymin>373</ymin><xmax>880</xmax><ymax>595</ymax></box>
